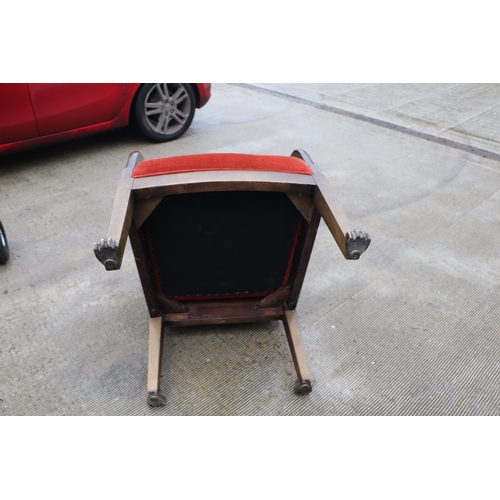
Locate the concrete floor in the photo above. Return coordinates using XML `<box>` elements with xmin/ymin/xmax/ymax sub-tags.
<box><xmin>1</xmin><ymin>83</ymin><xmax>499</xmax><ymax>415</ymax></box>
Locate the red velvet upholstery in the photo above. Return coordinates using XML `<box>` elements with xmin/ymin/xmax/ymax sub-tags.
<box><xmin>132</xmin><ymin>153</ymin><xmax>313</xmax><ymax>178</ymax></box>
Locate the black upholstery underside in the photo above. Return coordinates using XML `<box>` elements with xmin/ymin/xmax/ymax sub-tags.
<box><xmin>144</xmin><ymin>191</ymin><xmax>302</xmax><ymax>298</ymax></box>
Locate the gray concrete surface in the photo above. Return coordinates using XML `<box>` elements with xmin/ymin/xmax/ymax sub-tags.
<box><xmin>1</xmin><ymin>83</ymin><xmax>499</xmax><ymax>415</ymax></box>
<box><xmin>251</xmin><ymin>83</ymin><xmax>500</xmax><ymax>157</ymax></box>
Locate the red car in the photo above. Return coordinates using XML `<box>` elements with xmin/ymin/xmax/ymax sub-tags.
<box><xmin>0</xmin><ymin>83</ymin><xmax>211</xmax><ymax>154</ymax></box>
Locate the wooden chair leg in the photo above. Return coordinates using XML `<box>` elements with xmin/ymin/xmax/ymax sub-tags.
<box><xmin>282</xmin><ymin>309</ymin><xmax>312</xmax><ymax>395</ymax></box>
<box><xmin>147</xmin><ymin>316</ymin><xmax>166</xmax><ymax>406</ymax></box>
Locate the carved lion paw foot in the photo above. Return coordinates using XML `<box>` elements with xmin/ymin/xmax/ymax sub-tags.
<box><xmin>93</xmin><ymin>238</ymin><xmax>120</xmax><ymax>270</ymax></box>
<box><xmin>347</xmin><ymin>229</ymin><xmax>371</xmax><ymax>259</ymax></box>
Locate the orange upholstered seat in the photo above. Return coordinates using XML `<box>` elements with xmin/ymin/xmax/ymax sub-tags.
<box><xmin>132</xmin><ymin>153</ymin><xmax>314</xmax><ymax>178</ymax></box>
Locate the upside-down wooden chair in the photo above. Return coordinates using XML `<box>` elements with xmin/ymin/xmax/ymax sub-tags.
<box><xmin>94</xmin><ymin>150</ymin><xmax>370</xmax><ymax>406</ymax></box>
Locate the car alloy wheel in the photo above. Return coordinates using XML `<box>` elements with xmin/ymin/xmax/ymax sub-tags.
<box><xmin>134</xmin><ymin>83</ymin><xmax>196</xmax><ymax>142</ymax></box>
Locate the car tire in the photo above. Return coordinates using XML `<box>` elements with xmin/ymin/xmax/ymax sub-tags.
<box><xmin>0</xmin><ymin>221</ymin><xmax>9</xmax><ymax>264</ymax></box>
<box><xmin>133</xmin><ymin>83</ymin><xmax>196</xmax><ymax>142</ymax></box>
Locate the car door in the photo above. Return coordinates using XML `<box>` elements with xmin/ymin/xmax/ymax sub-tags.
<box><xmin>28</xmin><ymin>84</ymin><xmax>135</xmax><ymax>136</ymax></box>
<box><xmin>0</xmin><ymin>84</ymin><xmax>39</xmax><ymax>144</ymax></box>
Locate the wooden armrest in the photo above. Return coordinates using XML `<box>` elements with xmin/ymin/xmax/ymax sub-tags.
<box><xmin>94</xmin><ymin>151</ymin><xmax>143</xmax><ymax>270</ymax></box>
<box><xmin>292</xmin><ymin>149</ymin><xmax>370</xmax><ymax>259</ymax></box>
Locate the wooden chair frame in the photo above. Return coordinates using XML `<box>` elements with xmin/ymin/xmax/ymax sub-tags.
<box><xmin>94</xmin><ymin>149</ymin><xmax>370</xmax><ymax>406</ymax></box>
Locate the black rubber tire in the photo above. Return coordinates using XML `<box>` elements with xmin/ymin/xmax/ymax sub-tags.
<box><xmin>0</xmin><ymin>221</ymin><xmax>10</xmax><ymax>264</ymax></box>
<box><xmin>133</xmin><ymin>83</ymin><xmax>196</xmax><ymax>142</ymax></box>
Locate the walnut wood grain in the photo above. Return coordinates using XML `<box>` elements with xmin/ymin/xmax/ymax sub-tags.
<box><xmin>131</xmin><ymin>169</ymin><xmax>316</xmax><ymax>199</ymax></box>
<box><xmin>282</xmin><ymin>308</ymin><xmax>312</xmax><ymax>394</ymax></box>
<box><xmin>134</xmin><ymin>196</ymin><xmax>163</xmax><ymax>228</ymax></box>
<box><xmin>163</xmin><ymin>299</ymin><xmax>283</xmax><ymax>327</ymax></box>
<box><xmin>94</xmin><ymin>151</ymin><xmax>143</xmax><ymax>270</ymax></box>
<box><xmin>255</xmin><ymin>285</ymin><xmax>290</xmax><ymax>309</ymax></box>
<box><xmin>292</xmin><ymin>149</ymin><xmax>352</xmax><ymax>259</ymax></box>
<box><xmin>286</xmin><ymin>193</ymin><xmax>315</xmax><ymax>222</ymax></box>
<box><xmin>157</xmin><ymin>293</ymin><xmax>189</xmax><ymax>314</ymax></box>
<box><xmin>147</xmin><ymin>316</ymin><xmax>166</xmax><ymax>406</ymax></box>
